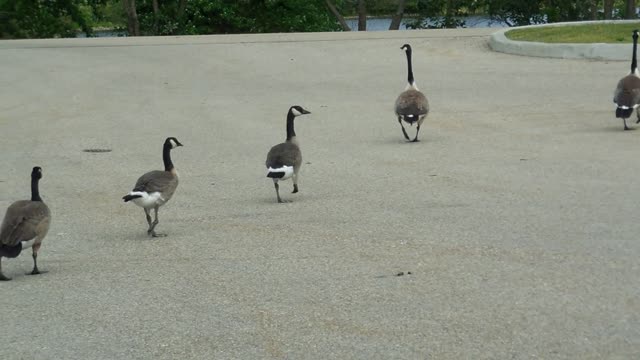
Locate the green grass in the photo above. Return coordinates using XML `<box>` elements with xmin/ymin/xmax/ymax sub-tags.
<box><xmin>505</xmin><ymin>22</ymin><xmax>640</xmax><ymax>43</ymax></box>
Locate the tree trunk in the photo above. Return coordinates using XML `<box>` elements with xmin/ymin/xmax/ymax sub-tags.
<box><xmin>389</xmin><ymin>0</ymin><xmax>406</xmax><ymax>30</ymax></box>
<box><xmin>177</xmin><ymin>0</ymin><xmax>187</xmax><ymax>20</ymax></box>
<box><xmin>152</xmin><ymin>0</ymin><xmax>159</xmax><ymax>34</ymax></box>
<box><xmin>445</xmin><ymin>0</ymin><xmax>455</xmax><ymax>28</ymax></box>
<box><xmin>590</xmin><ymin>0</ymin><xmax>597</xmax><ymax>20</ymax></box>
<box><xmin>357</xmin><ymin>0</ymin><xmax>366</xmax><ymax>31</ymax></box>
<box><xmin>123</xmin><ymin>0</ymin><xmax>140</xmax><ymax>36</ymax></box>
<box><xmin>627</xmin><ymin>0</ymin><xmax>637</xmax><ymax>19</ymax></box>
<box><xmin>604</xmin><ymin>0</ymin><xmax>613</xmax><ymax>19</ymax></box>
<box><xmin>324</xmin><ymin>0</ymin><xmax>351</xmax><ymax>31</ymax></box>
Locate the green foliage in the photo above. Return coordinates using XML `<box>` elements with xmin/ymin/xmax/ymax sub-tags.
<box><xmin>133</xmin><ymin>0</ymin><xmax>339</xmax><ymax>36</ymax></box>
<box><xmin>0</xmin><ymin>0</ymin><xmax>91</xmax><ymax>38</ymax></box>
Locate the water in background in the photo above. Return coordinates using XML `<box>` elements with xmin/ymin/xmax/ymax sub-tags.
<box><xmin>345</xmin><ymin>16</ymin><xmax>507</xmax><ymax>31</ymax></box>
<box><xmin>77</xmin><ymin>16</ymin><xmax>506</xmax><ymax>37</ymax></box>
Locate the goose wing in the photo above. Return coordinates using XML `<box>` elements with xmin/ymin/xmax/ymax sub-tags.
<box><xmin>0</xmin><ymin>200</ymin><xmax>51</xmax><ymax>246</ymax></box>
<box><xmin>132</xmin><ymin>170</ymin><xmax>177</xmax><ymax>194</ymax></box>
<box><xmin>266</xmin><ymin>142</ymin><xmax>302</xmax><ymax>169</ymax></box>
<box><xmin>614</xmin><ymin>75</ymin><xmax>640</xmax><ymax>108</ymax></box>
<box><xmin>395</xmin><ymin>89</ymin><xmax>429</xmax><ymax>116</ymax></box>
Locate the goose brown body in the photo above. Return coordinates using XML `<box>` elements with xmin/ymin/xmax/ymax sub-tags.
<box><xmin>0</xmin><ymin>166</ymin><xmax>50</xmax><ymax>281</ymax></box>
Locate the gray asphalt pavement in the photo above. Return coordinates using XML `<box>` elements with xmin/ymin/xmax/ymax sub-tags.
<box><xmin>1</xmin><ymin>28</ymin><xmax>639</xmax><ymax>359</ymax></box>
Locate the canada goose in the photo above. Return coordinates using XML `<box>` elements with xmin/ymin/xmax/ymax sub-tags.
<box><xmin>0</xmin><ymin>167</ymin><xmax>51</xmax><ymax>281</ymax></box>
<box><xmin>614</xmin><ymin>30</ymin><xmax>640</xmax><ymax>130</ymax></box>
<box><xmin>395</xmin><ymin>44</ymin><xmax>429</xmax><ymax>142</ymax></box>
<box><xmin>266</xmin><ymin>105</ymin><xmax>311</xmax><ymax>203</ymax></box>
<box><xmin>123</xmin><ymin>137</ymin><xmax>182</xmax><ymax>237</ymax></box>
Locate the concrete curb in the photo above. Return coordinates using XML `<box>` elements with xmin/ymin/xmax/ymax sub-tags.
<box><xmin>489</xmin><ymin>20</ymin><xmax>640</xmax><ymax>60</ymax></box>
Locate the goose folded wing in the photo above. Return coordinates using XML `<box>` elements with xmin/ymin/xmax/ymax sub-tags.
<box><xmin>614</xmin><ymin>76</ymin><xmax>640</xmax><ymax>107</ymax></box>
<box><xmin>266</xmin><ymin>143</ymin><xmax>301</xmax><ymax>168</ymax></box>
<box><xmin>0</xmin><ymin>201</ymin><xmax>50</xmax><ymax>246</ymax></box>
<box><xmin>133</xmin><ymin>171</ymin><xmax>175</xmax><ymax>193</ymax></box>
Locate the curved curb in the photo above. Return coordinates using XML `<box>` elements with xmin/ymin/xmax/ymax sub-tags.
<box><xmin>489</xmin><ymin>20</ymin><xmax>640</xmax><ymax>60</ymax></box>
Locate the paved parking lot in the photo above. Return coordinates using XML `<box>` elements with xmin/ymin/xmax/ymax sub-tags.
<box><xmin>1</xmin><ymin>28</ymin><xmax>639</xmax><ymax>359</ymax></box>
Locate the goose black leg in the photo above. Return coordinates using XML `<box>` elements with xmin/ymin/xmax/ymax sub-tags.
<box><xmin>148</xmin><ymin>206</ymin><xmax>166</xmax><ymax>237</ymax></box>
<box><xmin>412</xmin><ymin>124</ymin><xmax>421</xmax><ymax>142</ymax></box>
<box><xmin>0</xmin><ymin>259</ymin><xmax>10</xmax><ymax>281</ymax></box>
<box><xmin>274</xmin><ymin>182</ymin><xmax>286</xmax><ymax>203</ymax></box>
<box><xmin>292</xmin><ymin>172</ymin><xmax>299</xmax><ymax>194</ymax></box>
<box><xmin>624</xmin><ymin>118</ymin><xmax>630</xmax><ymax>130</ymax></box>
<box><xmin>398</xmin><ymin>117</ymin><xmax>410</xmax><ymax>141</ymax></box>
<box><xmin>144</xmin><ymin>208</ymin><xmax>153</xmax><ymax>231</ymax></box>
<box><xmin>26</xmin><ymin>243</ymin><xmax>46</xmax><ymax>275</ymax></box>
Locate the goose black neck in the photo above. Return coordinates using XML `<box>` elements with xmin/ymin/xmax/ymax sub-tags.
<box><xmin>405</xmin><ymin>49</ymin><xmax>414</xmax><ymax>85</ymax></box>
<box><xmin>163</xmin><ymin>143</ymin><xmax>174</xmax><ymax>171</ymax></box>
<box><xmin>632</xmin><ymin>35</ymin><xmax>638</xmax><ymax>73</ymax></box>
<box><xmin>31</xmin><ymin>177</ymin><xmax>41</xmax><ymax>202</ymax></box>
<box><xmin>286</xmin><ymin>111</ymin><xmax>296</xmax><ymax>141</ymax></box>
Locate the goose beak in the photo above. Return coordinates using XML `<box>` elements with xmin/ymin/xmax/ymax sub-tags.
<box><xmin>302</xmin><ymin>109</ymin><xmax>311</xmax><ymax>115</ymax></box>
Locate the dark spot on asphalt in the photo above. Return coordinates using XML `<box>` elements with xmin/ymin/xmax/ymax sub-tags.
<box><xmin>83</xmin><ymin>149</ymin><xmax>112</xmax><ymax>153</ymax></box>
<box><xmin>396</xmin><ymin>272</ymin><xmax>404</xmax><ymax>276</ymax></box>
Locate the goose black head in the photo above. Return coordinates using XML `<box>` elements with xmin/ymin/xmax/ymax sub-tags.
<box><xmin>289</xmin><ymin>105</ymin><xmax>311</xmax><ymax>117</ymax></box>
<box><xmin>31</xmin><ymin>166</ymin><xmax>42</xmax><ymax>180</ymax></box>
<box><xmin>401</xmin><ymin>44</ymin><xmax>412</xmax><ymax>53</ymax></box>
<box><xmin>164</xmin><ymin>137</ymin><xmax>183</xmax><ymax>149</ymax></box>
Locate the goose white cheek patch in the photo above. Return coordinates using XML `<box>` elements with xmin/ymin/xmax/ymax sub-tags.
<box><xmin>169</xmin><ymin>139</ymin><xmax>178</xmax><ymax>148</ymax></box>
<box><xmin>291</xmin><ymin>108</ymin><xmax>302</xmax><ymax>116</ymax></box>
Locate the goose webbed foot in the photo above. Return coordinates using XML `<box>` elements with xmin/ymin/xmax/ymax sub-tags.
<box><xmin>27</xmin><ymin>269</ymin><xmax>47</xmax><ymax>275</ymax></box>
<box><xmin>0</xmin><ymin>273</ymin><xmax>11</xmax><ymax>281</ymax></box>
<box><xmin>149</xmin><ymin>231</ymin><xmax>167</xmax><ymax>238</ymax></box>
<box><xmin>624</xmin><ymin>118</ymin><xmax>631</xmax><ymax>130</ymax></box>
<box><xmin>292</xmin><ymin>184</ymin><xmax>299</xmax><ymax>193</ymax></box>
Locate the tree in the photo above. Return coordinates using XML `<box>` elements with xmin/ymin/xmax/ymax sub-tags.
<box><xmin>325</xmin><ymin>0</ymin><xmax>350</xmax><ymax>31</ymax></box>
<box><xmin>123</xmin><ymin>0</ymin><xmax>140</xmax><ymax>36</ymax></box>
<box><xmin>357</xmin><ymin>0</ymin><xmax>366</xmax><ymax>30</ymax></box>
<box><xmin>389</xmin><ymin>0</ymin><xmax>407</xmax><ymax>30</ymax></box>
<box><xmin>626</xmin><ymin>0</ymin><xmax>637</xmax><ymax>19</ymax></box>
<box><xmin>132</xmin><ymin>0</ymin><xmax>340</xmax><ymax>36</ymax></box>
<box><xmin>0</xmin><ymin>0</ymin><xmax>92</xmax><ymax>38</ymax></box>
<box><xmin>604</xmin><ymin>0</ymin><xmax>614</xmax><ymax>19</ymax></box>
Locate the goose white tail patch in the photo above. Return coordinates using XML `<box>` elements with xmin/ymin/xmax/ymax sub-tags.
<box><xmin>128</xmin><ymin>191</ymin><xmax>164</xmax><ymax>208</ymax></box>
<box><xmin>21</xmin><ymin>239</ymin><xmax>36</xmax><ymax>249</ymax></box>
<box><xmin>267</xmin><ymin>166</ymin><xmax>294</xmax><ymax>180</ymax></box>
